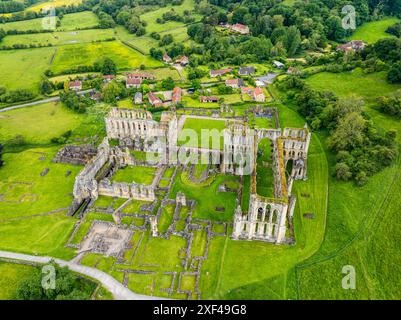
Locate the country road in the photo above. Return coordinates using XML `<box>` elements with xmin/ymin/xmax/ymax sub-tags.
<box><xmin>0</xmin><ymin>250</ymin><xmax>166</xmax><ymax>300</ymax></box>
<box><xmin>0</xmin><ymin>89</ymin><xmax>94</xmax><ymax>113</ymax></box>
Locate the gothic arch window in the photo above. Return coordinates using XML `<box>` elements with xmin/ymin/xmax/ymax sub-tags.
<box><xmin>272</xmin><ymin>210</ymin><xmax>278</xmax><ymax>224</ymax></box>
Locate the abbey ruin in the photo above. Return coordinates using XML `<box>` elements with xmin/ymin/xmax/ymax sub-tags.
<box><xmin>69</xmin><ymin>106</ymin><xmax>310</xmax><ymax>245</ymax></box>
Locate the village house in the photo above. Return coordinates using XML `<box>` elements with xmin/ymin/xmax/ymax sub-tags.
<box><xmin>240</xmin><ymin>86</ymin><xmax>254</xmax><ymax>95</ymax></box>
<box><xmin>200</xmin><ymin>96</ymin><xmax>219</xmax><ymax>103</ymax></box>
<box><xmin>252</xmin><ymin>87</ymin><xmax>266</xmax><ymax>102</ymax></box>
<box><xmin>229</xmin><ymin>23</ymin><xmax>250</xmax><ymax>35</ymax></box>
<box><xmin>273</xmin><ymin>60</ymin><xmax>285</xmax><ymax>69</ymax></box>
<box><xmin>210</xmin><ymin>68</ymin><xmax>232</xmax><ymax>77</ymax></box>
<box><xmin>103</xmin><ymin>75</ymin><xmax>115</xmax><ymax>83</ymax></box>
<box><xmin>126</xmin><ymin>78</ymin><xmax>142</xmax><ymax>89</ymax></box>
<box><xmin>337</xmin><ymin>40</ymin><xmax>366</xmax><ymax>53</ymax></box>
<box><xmin>172</xmin><ymin>87</ymin><xmax>182</xmax><ymax>104</ymax></box>
<box><xmin>287</xmin><ymin>67</ymin><xmax>300</xmax><ymax>75</ymax></box>
<box><xmin>68</xmin><ymin>80</ymin><xmax>82</xmax><ymax>91</ymax></box>
<box><xmin>148</xmin><ymin>92</ymin><xmax>163</xmax><ymax>106</ymax></box>
<box><xmin>90</xmin><ymin>91</ymin><xmax>102</xmax><ymax>101</ymax></box>
<box><xmin>175</xmin><ymin>56</ymin><xmax>189</xmax><ymax>66</ymax></box>
<box><xmin>238</xmin><ymin>66</ymin><xmax>256</xmax><ymax>76</ymax></box>
<box><xmin>134</xmin><ymin>92</ymin><xmax>143</xmax><ymax>104</ymax></box>
<box><xmin>163</xmin><ymin>53</ymin><xmax>172</xmax><ymax>64</ymax></box>
<box><xmin>225</xmin><ymin>78</ymin><xmax>245</xmax><ymax>89</ymax></box>
<box><xmin>126</xmin><ymin>73</ymin><xmax>156</xmax><ymax>80</ymax></box>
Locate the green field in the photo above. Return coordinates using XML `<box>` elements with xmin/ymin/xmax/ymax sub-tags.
<box><xmin>294</xmin><ymin>70</ymin><xmax>401</xmax><ymax>299</ymax></box>
<box><xmin>349</xmin><ymin>18</ymin><xmax>401</xmax><ymax>43</ymax></box>
<box><xmin>0</xmin><ymin>11</ymin><xmax>99</xmax><ymax>32</ymax></box>
<box><xmin>178</xmin><ymin>117</ymin><xmax>226</xmax><ymax>150</ymax></box>
<box><xmin>0</xmin><ymin>101</ymin><xmax>85</xmax><ymax>143</ymax></box>
<box><xmin>59</xmin><ymin>11</ymin><xmax>99</xmax><ymax>30</ymax></box>
<box><xmin>0</xmin><ymin>262</ymin><xmax>37</xmax><ymax>299</ymax></box>
<box><xmin>140</xmin><ymin>0</ymin><xmax>201</xmax><ymax>34</ymax></box>
<box><xmin>0</xmin><ymin>46</ymin><xmax>55</xmax><ymax>92</ymax></box>
<box><xmin>51</xmin><ymin>41</ymin><xmax>163</xmax><ymax>74</ymax></box>
<box><xmin>305</xmin><ymin>69</ymin><xmax>401</xmax><ymax>103</ymax></box>
<box><xmin>112</xmin><ymin>166</ymin><xmax>156</xmax><ymax>185</ymax></box>
<box><xmin>1</xmin><ymin>29</ymin><xmax>114</xmax><ymax>47</ymax></box>
<box><xmin>27</xmin><ymin>0</ymin><xmax>83</xmax><ymax>12</ymax></box>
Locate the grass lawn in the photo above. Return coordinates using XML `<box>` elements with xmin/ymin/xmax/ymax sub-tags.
<box><xmin>0</xmin><ymin>46</ymin><xmax>55</xmax><ymax>92</ymax></box>
<box><xmin>27</xmin><ymin>0</ymin><xmax>83</xmax><ymax>12</ymax></box>
<box><xmin>51</xmin><ymin>41</ymin><xmax>163</xmax><ymax>74</ymax></box>
<box><xmin>2</xmin><ymin>29</ymin><xmax>114</xmax><ymax>47</ymax></box>
<box><xmin>0</xmin><ymin>101</ymin><xmax>85</xmax><ymax>144</ymax></box>
<box><xmin>305</xmin><ymin>69</ymin><xmax>401</xmax><ymax>103</ymax></box>
<box><xmin>170</xmin><ymin>172</ymin><xmax>239</xmax><ymax>221</ymax></box>
<box><xmin>0</xmin><ymin>146</ymin><xmax>82</xmax><ymax>220</ymax></box>
<box><xmin>256</xmin><ymin>138</ymin><xmax>275</xmax><ymax>198</ymax></box>
<box><xmin>140</xmin><ymin>0</ymin><xmax>201</xmax><ymax>34</ymax></box>
<box><xmin>59</xmin><ymin>11</ymin><xmax>99</xmax><ymax>30</ymax></box>
<box><xmin>112</xmin><ymin>166</ymin><xmax>156</xmax><ymax>185</ymax></box>
<box><xmin>349</xmin><ymin>17</ymin><xmax>401</xmax><ymax>43</ymax></box>
<box><xmin>0</xmin><ymin>262</ymin><xmax>37</xmax><ymax>299</ymax></box>
<box><xmin>294</xmin><ymin>72</ymin><xmax>401</xmax><ymax>299</ymax></box>
<box><xmin>182</xmin><ymin>96</ymin><xmax>219</xmax><ymax>109</ymax></box>
<box><xmin>178</xmin><ymin>117</ymin><xmax>226</xmax><ymax>150</ymax></box>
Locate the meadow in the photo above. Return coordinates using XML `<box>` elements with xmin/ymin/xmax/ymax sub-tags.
<box><xmin>139</xmin><ymin>0</ymin><xmax>201</xmax><ymax>35</ymax></box>
<box><xmin>305</xmin><ymin>69</ymin><xmax>401</xmax><ymax>103</ymax></box>
<box><xmin>294</xmin><ymin>70</ymin><xmax>401</xmax><ymax>299</ymax></box>
<box><xmin>0</xmin><ymin>101</ymin><xmax>85</xmax><ymax>143</ymax></box>
<box><xmin>27</xmin><ymin>0</ymin><xmax>83</xmax><ymax>12</ymax></box>
<box><xmin>50</xmin><ymin>41</ymin><xmax>163</xmax><ymax>74</ymax></box>
<box><xmin>0</xmin><ymin>262</ymin><xmax>37</xmax><ymax>299</ymax></box>
<box><xmin>0</xmin><ymin>46</ymin><xmax>55</xmax><ymax>92</ymax></box>
<box><xmin>0</xmin><ymin>11</ymin><xmax>99</xmax><ymax>32</ymax></box>
<box><xmin>178</xmin><ymin>117</ymin><xmax>226</xmax><ymax>150</ymax></box>
<box><xmin>1</xmin><ymin>28</ymin><xmax>115</xmax><ymax>47</ymax></box>
<box><xmin>349</xmin><ymin>17</ymin><xmax>401</xmax><ymax>43</ymax></box>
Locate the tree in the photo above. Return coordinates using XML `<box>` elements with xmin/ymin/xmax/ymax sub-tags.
<box><xmin>100</xmin><ymin>58</ymin><xmax>116</xmax><ymax>75</ymax></box>
<box><xmin>161</xmin><ymin>77</ymin><xmax>175</xmax><ymax>90</ymax></box>
<box><xmin>326</xmin><ymin>16</ymin><xmax>346</xmax><ymax>42</ymax></box>
<box><xmin>388</xmin><ymin>61</ymin><xmax>401</xmax><ymax>83</ymax></box>
<box><xmin>284</xmin><ymin>26</ymin><xmax>301</xmax><ymax>56</ymax></box>
<box><xmin>335</xmin><ymin>162</ymin><xmax>352</xmax><ymax>181</ymax></box>
<box><xmin>40</xmin><ymin>80</ymin><xmax>55</xmax><ymax>95</ymax></box>
<box><xmin>16</xmin><ymin>262</ymin><xmax>95</xmax><ymax>300</ymax></box>
<box><xmin>102</xmin><ymin>81</ymin><xmax>126</xmax><ymax>104</ymax></box>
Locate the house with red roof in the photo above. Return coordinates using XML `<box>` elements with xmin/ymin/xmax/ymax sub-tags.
<box><xmin>148</xmin><ymin>92</ymin><xmax>163</xmax><ymax>106</ymax></box>
<box><xmin>229</xmin><ymin>23</ymin><xmax>250</xmax><ymax>35</ymax></box>
<box><xmin>210</xmin><ymin>68</ymin><xmax>232</xmax><ymax>77</ymax></box>
<box><xmin>126</xmin><ymin>73</ymin><xmax>156</xmax><ymax>80</ymax></box>
<box><xmin>172</xmin><ymin>87</ymin><xmax>182</xmax><ymax>104</ymax></box>
<box><xmin>200</xmin><ymin>96</ymin><xmax>219</xmax><ymax>103</ymax></box>
<box><xmin>175</xmin><ymin>56</ymin><xmax>189</xmax><ymax>66</ymax></box>
<box><xmin>163</xmin><ymin>53</ymin><xmax>172</xmax><ymax>64</ymax></box>
<box><xmin>126</xmin><ymin>78</ymin><xmax>142</xmax><ymax>89</ymax></box>
<box><xmin>103</xmin><ymin>75</ymin><xmax>115</xmax><ymax>83</ymax></box>
<box><xmin>225</xmin><ymin>78</ymin><xmax>245</xmax><ymax>89</ymax></box>
<box><xmin>68</xmin><ymin>80</ymin><xmax>82</xmax><ymax>91</ymax></box>
<box><xmin>252</xmin><ymin>87</ymin><xmax>266</xmax><ymax>102</ymax></box>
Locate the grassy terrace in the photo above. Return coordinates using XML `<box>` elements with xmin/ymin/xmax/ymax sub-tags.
<box><xmin>170</xmin><ymin>172</ymin><xmax>239</xmax><ymax>222</ymax></box>
<box><xmin>178</xmin><ymin>118</ymin><xmax>226</xmax><ymax>150</ymax></box>
<box><xmin>2</xmin><ymin>29</ymin><xmax>115</xmax><ymax>47</ymax></box>
<box><xmin>0</xmin><ymin>262</ymin><xmax>37</xmax><ymax>299</ymax></box>
<box><xmin>296</xmin><ymin>70</ymin><xmax>401</xmax><ymax>299</ymax></box>
<box><xmin>349</xmin><ymin>17</ymin><xmax>401</xmax><ymax>43</ymax></box>
<box><xmin>112</xmin><ymin>166</ymin><xmax>156</xmax><ymax>185</ymax></box>
<box><xmin>256</xmin><ymin>138</ymin><xmax>275</xmax><ymax>198</ymax></box>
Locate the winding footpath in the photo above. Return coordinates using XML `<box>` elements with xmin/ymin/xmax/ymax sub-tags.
<box><xmin>0</xmin><ymin>250</ymin><xmax>165</xmax><ymax>300</ymax></box>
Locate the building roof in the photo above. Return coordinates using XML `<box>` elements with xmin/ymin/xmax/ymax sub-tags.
<box><xmin>253</xmin><ymin>87</ymin><xmax>264</xmax><ymax>97</ymax></box>
<box><xmin>172</xmin><ymin>87</ymin><xmax>182</xmax><ymax>103</ymax></box>
<box><xmin>176</xmin><ymin>56</ymin><xmax>189</xmax><ymax>64</ymax></box>
<box><xmin>69</xmin><ymin>80</ymin><xmax>82</xmax><ymax>87</ymax></box>
<box><xmin>126</xmin><ymin>73</ymin><xmax>155</xmax><ymax>79</ymax></box>
<box><xmin>239</xmin><ymin>66</ymin><xmax>255</xmax><ymax>74</ymax></box>
<box><xmin>200</xmin><ymin>96</ymin><xmax>219</xmax><ymax>102</ymax></box>
<box><xmin>126</xmin><ymin>78</ymin><xmax>142</xmax><ymax>85</ymax></box>
<box><xmin>163</xmin><ymin>53</ymin><xmax>172</xmax><ymax>61</ymax></box>
<box><xmin>148</xmin><ymin>92</ymin><xmax>162</xmax><ymax>105</ymax></box>
<box><xmin>103</xmin><ymin>75</ymin><xmax>115</xmax><ymax>79</ymax></box>
<box><xmin>210</xmin><ymin>68</ymin><xmax>232</xmax><ymax>76</ymax></box>
<box><xmin>225</xmin><ymin>78</ymin><xmax>245</xmax><ymax>86</ymax></box>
